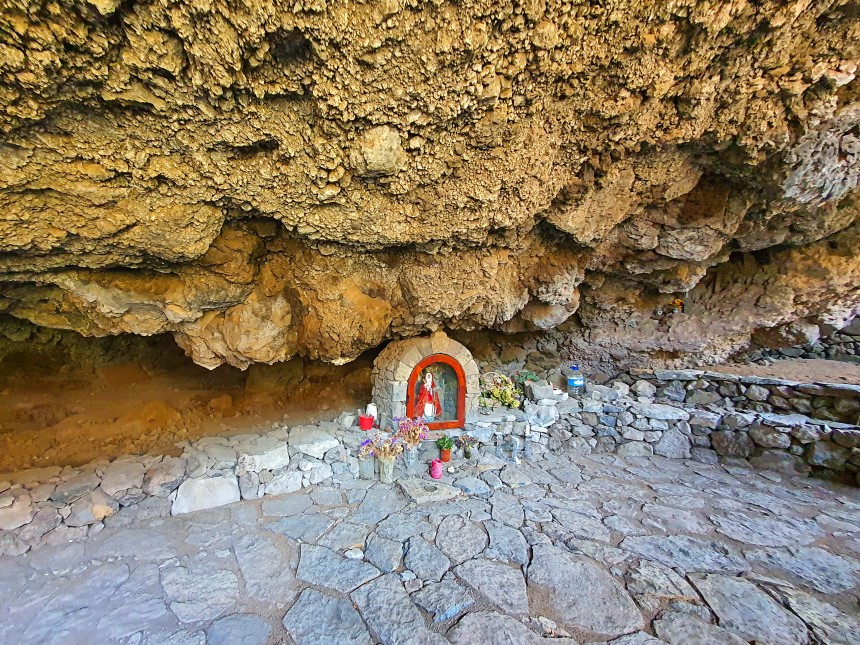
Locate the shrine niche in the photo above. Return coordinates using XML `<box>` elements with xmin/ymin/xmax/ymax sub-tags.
<box><xmin>371</xmin><ymin>331</ymin><xmax>479</xmax><ymax>430</ymax></box>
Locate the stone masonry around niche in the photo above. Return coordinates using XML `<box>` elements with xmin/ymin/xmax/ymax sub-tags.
<box><xmin>371</xmin><ymin>331</ymin><xmax>480</xmax><ymax>429</ymax></box>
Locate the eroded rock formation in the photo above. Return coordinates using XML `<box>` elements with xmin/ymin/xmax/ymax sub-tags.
<box><xmin>0</xmin><ymin>0</ymin><xmax>858</xmax><ymax>369</ymax></box>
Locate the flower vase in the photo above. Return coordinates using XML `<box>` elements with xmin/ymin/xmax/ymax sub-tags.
<box><xmin>440</xmin><ymin>448</ymin><xmax>451</xmax><ymax>462</ymax></box>
<box><xmin>403</xmin><ymin>445</ymin><xmax>419</xmax><ymax>470</ymax></box>
<box><xmin>358</xmin><ymin>457</ymin><xmax>375</xmax><ymax>480</ymax></box>
<box><xmin>379</xmin><ymin>458</ymin><xmax>395</xmax><ymax>484</ymax></box>
<box><xmin>463</xmin><ymin>446</ymin><xmax>473</xmax><ymax>459</ymax></box>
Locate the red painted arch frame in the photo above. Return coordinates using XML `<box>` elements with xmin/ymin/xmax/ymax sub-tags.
<box><xmin>406</xmin><ymin>353</ymin><xmax>466</xmax><ymax>430</ymax></box>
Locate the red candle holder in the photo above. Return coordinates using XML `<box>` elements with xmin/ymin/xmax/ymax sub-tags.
<box><xmin>430</xmin><ymin>459</ymin><xmax>443</xmax><ymax>479</ymax></box>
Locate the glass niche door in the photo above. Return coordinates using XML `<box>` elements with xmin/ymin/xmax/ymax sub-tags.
<box><xmin>406</xmin><ymin>354</ymin><xmax>466</xmax><ymax>429</ymax></box>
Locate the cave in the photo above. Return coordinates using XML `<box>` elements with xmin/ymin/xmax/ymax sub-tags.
<box><xmin>1</xmin><ymin>1</ymin><xmax>860</xmax><ymax>629</ymax></box>
<box><xmin>0</xmin><ymin>321</ymin><xmax>373</xmax><ymax>473</ymax></box>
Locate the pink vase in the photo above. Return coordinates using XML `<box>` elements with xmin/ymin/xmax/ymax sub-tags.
<box><xmin>430</xmin><ymin>459</ymin><xmax>443</xmax><ymax>479</ymax></box>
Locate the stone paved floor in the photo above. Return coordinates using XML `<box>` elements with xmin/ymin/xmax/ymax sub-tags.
<box><xmin>2</xmin><ymin>453</ymin><xmax>859</xmax><ymax>645</ymax></box>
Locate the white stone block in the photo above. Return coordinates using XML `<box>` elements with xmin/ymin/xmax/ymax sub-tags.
<box><xmin>171</xmin><ymin>476</ymin><xmax>240</xmax><ymax>515</ymax></box>
<box><xmin>289</xmin><ymin>427</ymin><xmax>340</xmax><ymax>459</ymax></box>
<box><xmin>238</xmin><ymin>437</ymin><xmax>291</xmax><ymax>472</ymax></box>
<box><xmin>264</xmin><ymin>471</ymin><xmax>303</xmax><ymax>496</ymax></box>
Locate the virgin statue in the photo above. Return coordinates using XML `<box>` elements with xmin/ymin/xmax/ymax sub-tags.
<box><xmin>415</xmin><ymin>370</ymin><xmax>443</xmax><ymax>420</ymax></box>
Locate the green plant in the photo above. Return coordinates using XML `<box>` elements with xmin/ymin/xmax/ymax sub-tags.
<box><xmin>512</xmin><ymin>369</ymin><xmax>540</xmax><ymax>387</ymax></box>
<box><xmin>479</xmin><ymin>372</ymin><xmax>520</xmax><ymax>408</ymax></box>
<box><xmin>435</xmin><ymin>435</ymin><xmax>454</xmax><ymax>450</ymax></box>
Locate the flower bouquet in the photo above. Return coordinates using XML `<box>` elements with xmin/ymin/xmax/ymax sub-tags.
<box><xmin>371</xmin><ymin>434</ymin><xmax>403</xmax><ymax>484</ymax></box>
<box><xmin>455</xmin><ymin>434</ymin><xmax>478</xmax><ymax>459</ymax></box>
<box><xmin>357</xmin><ymin>437</ymin><xmax>376</xmax><ymax>480</ymax></box>
<box><xmin>479</xmin><ymin>372</ymin><xmax>520</xmax><ymax>409</ymax></box>
<box><xmin>395</xmin><ymin>416</ymin><xmax>429</xmax><ymax>469</ymax></box>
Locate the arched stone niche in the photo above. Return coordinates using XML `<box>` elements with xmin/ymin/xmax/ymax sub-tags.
<box><xmin>371</xmin><ymin>331</ymin><xmax>480</xmax><ymax>430</ymax></box>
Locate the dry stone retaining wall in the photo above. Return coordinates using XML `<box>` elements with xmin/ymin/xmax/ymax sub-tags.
<box><xmin>468</xmin><ymin>371</ymin><xmax>860</xmax><ymax>485</ymax></box>
<box><xmin>0</xmin><ymin>420</ymin><xmax>363</xmax><ymax>557</ymax></box>
<box><xmin>749</xmin><ymin>317</ymin><xmax>860</xmax><ymax>363</ymax></box>
<box><xmin>634</xmin><ymin>368</ymin><xmax>860</xmax><ymax>425</ymax></box>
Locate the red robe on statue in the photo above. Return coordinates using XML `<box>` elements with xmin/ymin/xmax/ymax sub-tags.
<box><xmin>416</xmin><ymin>383</ymin><xmax>442</xmax><ymax>418</ymax></box>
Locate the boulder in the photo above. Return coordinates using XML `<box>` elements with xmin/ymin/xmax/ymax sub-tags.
<box><xmin>51</xmin><ymin>471</ymin><xmax>101</xmax><ymax>504</ymax></box>
<box><xmin>0</xmin><ymin>495</ymin><xmax>33</xmax><ymax>530</ymax></box>
<box><xmin>618</xmin><ymin>441</ymin><xmax>654</xmax><ymax>457</ymax></box>
<box><xmin>805</xmin><ymin>441</ymin><xmax>849</xmax><ymax>469</ymax></box>
<box><xmin>688</xmin><ymin>410</ymin><xmax>723</xmax><ymax>429</ymax></box>
<box><xmin>526</xmin><ymin>380</ymin><xmax>555</xmax><ymax>401</ymax></box>
<box><xmin>749</xmin><ymin>451</ymin><xmax>809</xmax><ymax>476</ymax></box>
<box><xmin>350</xmin><ymin>126</ymin><xmax>407</xmax><ymax>177</ymax></box>
<box><xmin>100</xmin><ymin>460</ymin><xmax>146</xmax><ymax>497</ymax></box>
<box><xmin>289</xmin><ymin>427</ymin><xmax>340</xmax><ymax>459</ymax></box>
<box><xmin>630</xmin><ymin>380</ymin><xmax>657</xmax><ymax>398</ymax></box>
<box><xmin>652</xmin><ymin>427</ymin><xmax>692</xmax><ymax>458</ymax></box>
<box><xmin>745</xmin><ymin>385</ymin><xmax>771</xmax><ymax>401</ymax></box>
<box><xmin>143</xmin><ymin>457</ymin><xmax>186</xmax><ymax>496</ymax></box>
<box><xmin>65</xmin><ymin>490</ymin><xmax>119</xmax><ymax>527</ymax></box>
<box><xmin>832</xmin><ymin>428</ymin><xmax>860</xmax><ymax>448</ymax></box>
<box><xmin>524</xmin><ymin>400</ymin><xmax>560</xmax><ymax>426</ymax></box>
<box><xmin>265</xmin><ymin>471</ymin><xmax>303</xmax><ymax>496</ymax></box>
<box><xmin>749</xmin><ymin>424</ymin><xmax>791</xmax><ymax>449</ymax></box>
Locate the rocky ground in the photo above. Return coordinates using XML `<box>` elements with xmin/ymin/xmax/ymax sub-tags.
<box><xmin>2</xmin><ymin>451</ymin><xmax>859</xmax><ymax>645</ymax></box>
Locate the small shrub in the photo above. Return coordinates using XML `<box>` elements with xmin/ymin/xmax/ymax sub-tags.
<box><xmin>479</xmin><ymin>372</ymin><xmax>520</xmax><ymax>408</ymax></box>
<box><xmin>435</xmin><ymin>435</ymin><xmax>454</xmax><ymax>450</ymax></box>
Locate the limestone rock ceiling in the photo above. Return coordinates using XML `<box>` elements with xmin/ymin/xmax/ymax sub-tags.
<box><xmin>0</xmin><ymin>0</ymin><xmax>858</xmax><ymax>369</ymax></box>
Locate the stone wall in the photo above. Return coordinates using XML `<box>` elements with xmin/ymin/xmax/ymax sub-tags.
<box><xmin>0</xmin><ymin>419</ymin><xmax>364</xmax><ymax>557</ymax></box>
<box><xmin>371</xmin><ymin>332</ymin><xmax>480</xmax><ymax>428</ymax></box>
<box><xmin>633</xmin><ymin>369</ymin><xmax>860</xmax><ymax>426</ymax></box>
<box><xmin>464</xmin><ymin>372</ymin><xmax>860</xmax><ymax>486</ymax></box>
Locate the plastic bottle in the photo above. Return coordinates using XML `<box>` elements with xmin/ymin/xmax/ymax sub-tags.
<box><xmin>567</xmin><ymin>365</ymin><xmax>586</xmax><ymax>397</ymax></box>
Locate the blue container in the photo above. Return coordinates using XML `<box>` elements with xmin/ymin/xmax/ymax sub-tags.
<box><xmin>566</xmin><ymin>365</ymin><xmax>586</xmax><ymax>397</ymax></box>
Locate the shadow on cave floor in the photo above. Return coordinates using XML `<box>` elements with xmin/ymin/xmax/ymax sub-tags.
<box><xmin>0</xmin><ymin>333</ymin><xmax>373</xmax><ymax>474</ymax></box>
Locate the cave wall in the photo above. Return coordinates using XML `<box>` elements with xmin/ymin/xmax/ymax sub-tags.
<box><xmin>0</xmin><ymin>0</ymin><xmax>858</xmax><ymax>369</ymax></box>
